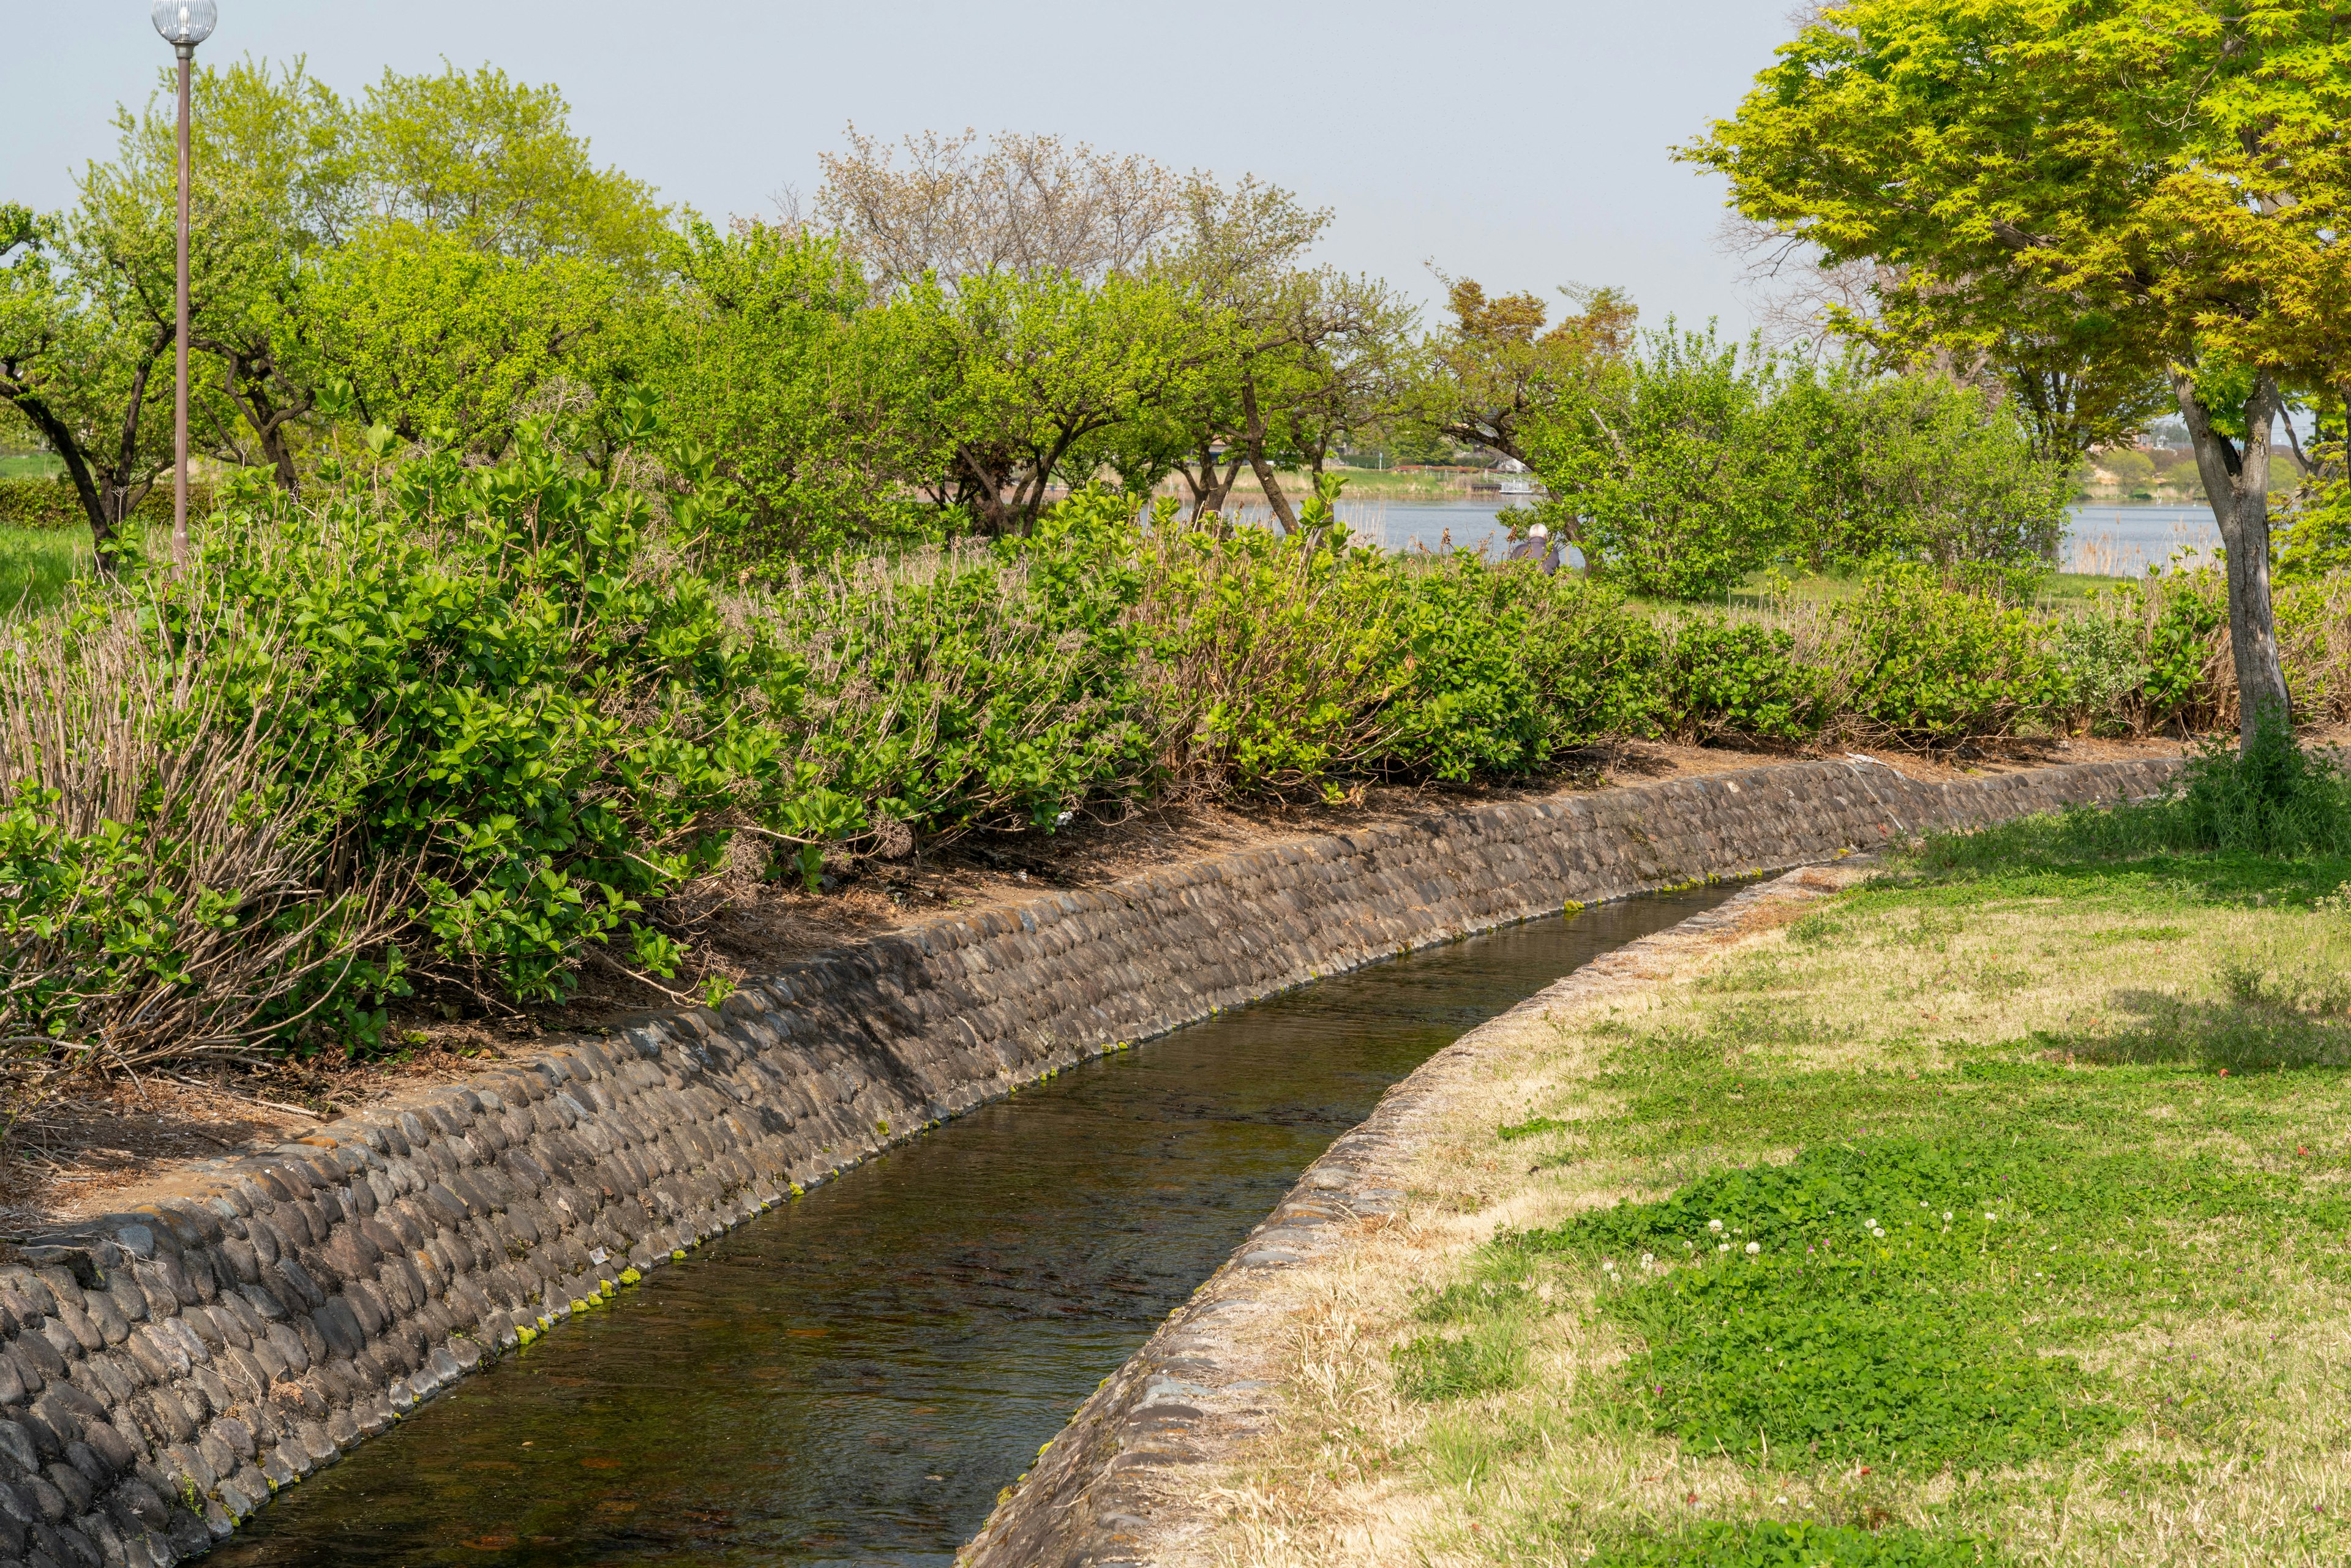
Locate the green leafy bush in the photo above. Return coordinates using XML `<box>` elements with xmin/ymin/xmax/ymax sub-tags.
<box><xmin>2176</xmin><ymin>705</ymin><xmax>2351</xmax><ymax>857</ymax></box>
<box><xmin>0</xmin><ymin>477</ymin><xmax>211</xmax><ymax>531</ymax></box>
<box><xmin>764</xmin><ymin>490</ymin><xmax>1155</xmax><ymax>839</ymax></box>
<box><xmin>1834</xmin><ymin>566</ymin><xmax>2055</xmax><ymax>744</ymax></box>
<box><xmin>1378</xmin><ymin>556</ymin><xmax>1549</xmax><ymax>781</ymax></box>
<box><xmin>154</xmin><ymin>433</ymin><xmax>806</xmax><ymax>1004</ymax></box>
<box><xmin>1507</xmin><ymin>571</ymin><xmax>1666</xmax><ymax>749</ymax></box>
<box><xmin>1659</xmin><ymin>617</ymin><xmax>1831</xmax><ymax>745</ymax></box>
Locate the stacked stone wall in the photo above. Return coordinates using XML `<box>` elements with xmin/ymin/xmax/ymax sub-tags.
<box><xmin>0</xmin><ymin>757</ymin><xmax>2175</xmax><ymax>1567</ymax></box>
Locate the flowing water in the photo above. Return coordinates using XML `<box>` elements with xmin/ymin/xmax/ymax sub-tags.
<box><xmin>208</xmin><ymin>886</ymin><xmax>1740</xmax><ymax>1567</ymax></box>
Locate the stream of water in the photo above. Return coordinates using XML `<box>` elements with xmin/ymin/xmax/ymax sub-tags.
<box><xmin>206</xmin><ymin>886</ymin><xmax>1738</xmax><ymax>1567</ymax></box>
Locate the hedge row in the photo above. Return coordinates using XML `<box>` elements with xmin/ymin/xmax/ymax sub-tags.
<box><xmin>0</xmin><ymin>477</ymin><xmax>214</xmax><ymax>531</ymax></box>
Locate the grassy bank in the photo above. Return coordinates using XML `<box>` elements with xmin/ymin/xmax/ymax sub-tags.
<box><xmin>0</xmin><ymin>524</ymin><xmax>91</xmax><ymax>611</ymax></box>
<box><xmin>1209</xmin><ymin>831</ymin><xmax>2351</xmax><ymax>1566</ymax></box>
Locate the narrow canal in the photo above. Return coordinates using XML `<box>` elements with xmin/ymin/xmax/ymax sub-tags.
<box><xmin>209</xmin><ymin>885</ymin><xmax>1739</xmax><ymax>1567</ymax></box>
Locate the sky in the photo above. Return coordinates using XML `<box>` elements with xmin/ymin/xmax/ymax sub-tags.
<box><xmin>7</xmin><ymin>1</ymin><xmax>1798</xmax><ymax>336</ymax></box>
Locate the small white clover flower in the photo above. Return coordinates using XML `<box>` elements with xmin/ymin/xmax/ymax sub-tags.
<box><xmin>1717</xmin><ymin>1242</ymin><xmax>1731</xmax><ymax>1254</ymax></box>
<box><xmin>1709</xmin><ymin>1218</ymin><xmax>1725</xmax><ymax>1234</ymax></box>
<box><xmin>1943</xmin><ymin>1211</ymin><xmax>1954</xmax><ymax>1222</ymax></box>
<box><xmin>1745</xmin><ymin>1241</ymin><xmax>1761</xmax><ymax>1256</ymax></box>
<box><xmin>1985</xmin><ymin>1211</ymin><xmax>1997</xmax><ymax>1221</ymax></box>
<box><xmin>1641</xmin><ymin>1252</ymin><xmax>1656</xmax><ymax>1268</ymax></box>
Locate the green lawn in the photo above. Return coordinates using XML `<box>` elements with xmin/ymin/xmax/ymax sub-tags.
<box><xmin>0</xmin><ymin>454</ymin><xmax>64</xmax><ymax>479</ymax></box>
<box><xmin>1345</xmin><ymin>845</ymin><xmax>2351</xmax><ymax>1567</ymax></box>
<box><xmin>0</xmin><ymin>525</ymin><xmax>94</xmax><ymax>613</ymax></box>
<box><xmin>1723</xmin><ymin>568</ymin><xmax>2135</xmax><ymax>615</ymax></box>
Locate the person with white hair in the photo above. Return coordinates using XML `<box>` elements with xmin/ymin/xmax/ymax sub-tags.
<box><xmin>1505</xmin><ymin>520</ymin><xmax>1562</xmax><ymax>574</ymax></box>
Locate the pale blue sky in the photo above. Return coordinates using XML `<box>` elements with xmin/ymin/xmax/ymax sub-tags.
<box><xmin>7</xmin><ymin>1</ymin><xmax>1798</xmax><ymax>332</ymax></box>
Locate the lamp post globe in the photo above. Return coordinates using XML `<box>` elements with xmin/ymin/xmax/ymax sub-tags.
<box><xmin>151</xmin><ymin>1</ymin><xmax>216</xmax><ymax>50</ymax></box>
<box><xmin>155</xmin><ymin>0</ymin><xmax>215</xmax><ymax>566</ymax></box>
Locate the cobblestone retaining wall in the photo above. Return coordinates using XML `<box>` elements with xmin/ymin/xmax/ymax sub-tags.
<box><xmin>0</xmin><ymin>757</ymin><xmax>2173</xmax><ymax>1568</ymax></box>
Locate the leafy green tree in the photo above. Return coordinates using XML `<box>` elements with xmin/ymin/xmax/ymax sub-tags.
<box><xmin>913</xmin><ymin>268</ymin><xmax>1201</xmax><ymax>536</ymax></box>
<box><xmin>647</xmin><ymin>219</ymin><xmax>943</xmax><ymax>557</ymax></box>
<box><xmin>351</xmin><ymin>62</ymin><xmax>667</xmax><ymax>271</ymax></box>
<box><xmin>0</xmin><ymin>201</ymin><xmax>163</xmax><ymax>558</ymax></box>
<box><xmin>1521</xmin><ymin>323</ymin><xmax>1792</xmax><ymax>599</ymax></box>
<box><xmin>312</xmin><ymin>227</ymin><xmax>626</xmax><ymax>457</ymax></box>
<box><xmin>1779</xmin><ymin>359</ymin><xmax>2070</xmax><ymax>570</ymax></box>
<box><xmin>1153</xmin><ymin>178</ymin><xmax>1412</xmax><ymax>530</ymax></box>
<box><xmin>1408</xmin><ymin>275</ymin><xmax>1639</xmax><ymax>467</ymax></box>
<box><xmin>1686</xmin><ymin>0</ymin><xmax>2351</xmax><ymax>741</ymax></box>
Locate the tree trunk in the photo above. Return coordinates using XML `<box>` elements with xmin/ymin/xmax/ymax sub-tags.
<box><xmin>3</xmin><ymin>391</ymin><xmax>119</xmax><ymax>568</ymax></box>
<box><xmin>1237</xmin><ymin>377</ymin><xmax>1298</xmax><ymax>533</ymax></box>
<box><xmin>1174</xmin><ymin>442</ymin><xmax>1245</xmax><ymax>522</ymax></box>
<box><xmin>2173</xmin><ymin>366</ymin><xmax>2290</xmax><ymax>746</ymax></box>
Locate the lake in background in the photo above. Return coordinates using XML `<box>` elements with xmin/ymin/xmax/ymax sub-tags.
<box><xmin>1217</xmin><ymin>497</ymin><xmax>2223</xmax><ymax>579</ymax></box>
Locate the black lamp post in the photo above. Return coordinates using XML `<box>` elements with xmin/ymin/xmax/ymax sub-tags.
<box><xmin>151</xmin><ymin>1</ymin><xmax>217</xmax><ymax>566</ymax></box>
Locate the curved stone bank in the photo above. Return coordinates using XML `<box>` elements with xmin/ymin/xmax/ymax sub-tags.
<box><xmin>0</xmin><ymin>757</ymin><xmax>2172</xmax><ymax>1568</ymax></box>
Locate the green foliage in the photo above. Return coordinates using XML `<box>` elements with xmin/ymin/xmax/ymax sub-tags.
<box><xmin>1523</xmin><ymin>1139</ymin><xmax>2134</xmax><ymax>1472</ymax></box>
<box><xmin>156</xmin><ymin>430</ymin><xmax>800</xmax><ymax>1003</ymax></box>
<box><xmin>1834</xmin><ymin>566</ymin><xmax>2053</xmax><ymax>744</ymax></box>
<box><xmin>767</xmin><ymin>487</ymin><xmax>1156</xmax><ymax>839</ymax></box>
<box><xmin>0</xmin><ymin>781</ymin><xmax>242</xmax><ymax>1044</ymax></box>
<box><xmin>314</xmin><ymin>227</ymin><xmax>631</xmax><ymax>458</ymax></box>
<box><xmin>1590</xmin><ymin>1521</ymin><xmax>2003</xmax><ymax>1568</ymax></box>
<box><xmin>2176</xmin><ymin>706</ymin><xmax>2351</xmax><ymax>858</ymax></box>
<box><xmin>0</xmin><ymin>479</ymin><xmax>206</xmax><ymax>531</ymax></box>
<box><xmin>1660</xmin><ymin>619</ymin><xmax>1829</xmax><ymax>745</ymax></box>
<box><xmin>648</xmin><ymin>220</ymin><xmax>939</xmax><ymax>560</ymax></box>
<box><xmin>1525</xmin><ymin>323</ymin><xmax>1790</xmax><ymax>601</ymax></box>
<box><xmin>1925</xmin><ymin>708</ymin><xmax>2351</xmax><ymax>869</ymax></box>
<box><xmin>1779</xmin><ymin>362</ymin><xmax>2070</xmax><ymax>571</ymax></box>
<box><xmin>1379</xmin><ymin>557</ymin><xmax>1549</xmax><ymax>781</ymax></box>
<box><xmin>1392</xmin><ymin>1316</ymin><xmax>1528</xmax><ymax>1402</ymax></box>
<box><xmin>1501</xmin><ymin>570</ymin><xmax>1665</xmax><ymax>751</ymax></box>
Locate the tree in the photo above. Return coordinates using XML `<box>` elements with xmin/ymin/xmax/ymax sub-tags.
<box><xmin>816</xmin><ymin>126</ymin><xmax>1182</xmax><ymax>293</ymax></box>
<box><xmin>647</xmin><ymin>218</ymin><xmax>942</xmax><ymax>557</ymax></box>
<box><xmin>312</xmin><ymin>228</ymin><xmax>624</xmax><ymax>457</ymax></box>
<box><xmin>352</xmin><ymin>63</ymin><xmax>667</xmax><ymax>271</ymax></box>
<box><xmin>0</xmin><ymin>203</ymin><xmax>162</xmax><ymax>560</ymax></box>
<box><xmin>1149</xmin><ymin>177</ymin><xmax>1412</xmax><ymax>530</ymax></box>
<box><xmin>1409</xmin><ymin>275</ymin><xmax>1638</xmax><ymax>467</ymax></box>
<box><xmin>314</xmin><ymin>63</ymin><xmax>674</xmax><ymax>460</ymax></box>
<box><xmin>1686</xmin><ymin>1</ymin><xmax>2351</xmax><ymax>742</ymax></box>
<box><xmin>1782</xmin><ymin>359</ymin><xmax>2072</xmax><ymax>569</ymax></box>
<box><xmin>912</xmin><ymin>268</ymin><xmax>1201</xmax><ymax>536</ymax></box>
<box><xmin>1725</xmin><ymin>216</ymin><xmax>2175</xmax><ymax>463</ymax></box>
<box><xmin>1521</xmin><ymin>323</ymin><xmax>1793</xmax><ymax>598</ymax></box>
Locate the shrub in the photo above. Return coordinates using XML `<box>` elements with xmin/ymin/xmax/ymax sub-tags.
<box><xmin>1658</xmin><ymin>616</ymin><xmax>1831</xmax><ymax>745</ymax></box>
<box><xmin>1507</xmin><ymin>571</ymin><xmax>1666</xmax><ymax>750</ymax></box>
<box><xmin>1378</xmin><ymin>555</ymin><xmax>1549</xmax><ymax>781</ymax></box>
<box><xmin>1136</xmin><ymin>508</ymin><xmax>1415</xmax><ymax>794</ymax></box>
<box><xmin>760</xmin><ymin>491</ymin><xmax>1155</xmax><ymax>841</ymax></box>
<box><xmin>1832</xmin><ymin>566</ymin><xmax>2055</xmax><ymax>745</ymax></box>
<box><xmin>149</xmin><ymin>433</ymin><xmax>807</xmax><ymax>1005</ymax></box>
<box><xmin>0</xmin><ymin>593</ymin><xmax>397</xmax><ymax>1103</ymax></box>
<box><xmin>2175</xmin><ymin>704</ymin><xmax>2351</xmax><ymax>857</ymax></box>
<box><xmin>0</xmin><ymin>476</ymin><xmax>213</xmax><ymax>531</ymax></box>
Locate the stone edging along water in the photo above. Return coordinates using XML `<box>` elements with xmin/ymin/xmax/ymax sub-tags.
<box><xmin>960</xmin><ymin>868</ymin><xmax>1850</xmax><ymax>1568</ymax></box>
<box><xmin>0</xmin><ymin>756</ymin><xmax>2173</xmax><ymax>1567</ymax></box>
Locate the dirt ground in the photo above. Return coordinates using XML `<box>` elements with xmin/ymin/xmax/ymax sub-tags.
<box><xmin>0</xmin><ymin>732</ymin><xmax>2190</xmax><ymax>1229</ymax></box>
